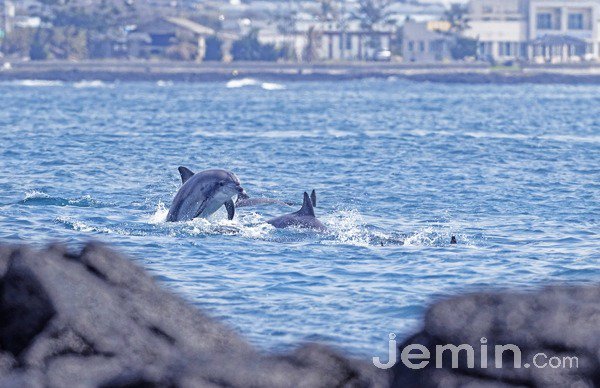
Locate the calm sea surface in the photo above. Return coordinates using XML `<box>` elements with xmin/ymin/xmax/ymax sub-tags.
<box><xmin>0</xmin><ymin>78</ymin><xmax>598</xmax><ymax>356</ymax></box>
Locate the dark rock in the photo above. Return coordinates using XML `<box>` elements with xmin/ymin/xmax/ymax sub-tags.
<box><xmin>2</xmin><ymin>242</ymin><xmax>599</xmax><ymax>388</ymax></box>
<box><xmin>391</xmin><ymin>287</ymin><xmax>600</xmax><ymax>387</ymax></box>
<box><xmin>0</xmin><ymin>243</ymin><xmax>385</xmax><ymax>387</ymax></box>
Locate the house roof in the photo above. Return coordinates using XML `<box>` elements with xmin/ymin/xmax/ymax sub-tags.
<box><xmin>165</xmin><ymin>17</ymin><xmax>215</xmax><ymax>35</ymax></box>
<box><xmin>136</xmin><ymin>17</ymin><xmax>215</xmax><ymax>36</ymax></box>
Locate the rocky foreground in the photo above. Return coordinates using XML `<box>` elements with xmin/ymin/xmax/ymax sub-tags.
<box><xmin>0</xmin><ymin>243</ymin><xmax>598</xmax><ymax>387</ymax></box>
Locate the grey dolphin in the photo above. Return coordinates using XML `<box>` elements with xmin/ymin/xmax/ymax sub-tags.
<box><xmin>166</xmin><ymin>167</ymin><xmax>245</xmax><ymax>222</ymax></box>
<box><xmin>267</xmin><ymin>191</ymin><xmax>326</xmax><ymax>231</ymax></box>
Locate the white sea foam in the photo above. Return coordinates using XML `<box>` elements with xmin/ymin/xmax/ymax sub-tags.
<box><xmin>15</xmin><ymin>80</ymin><xmax>63</xmax><ymax>87</ymax></box>
<box><xmin>226</xmin><ymin>78</ymin><xmax>258</xmax><ymax>88</ymax></box>
<box><xmin>73</xmin><ymin>80</ymin><xmax>111</xmax><ymax>88</ymax></box>
<box><xmin>56</xmin><ymin>217</ymin><xmax>117</xmax><ymax>234</ymax></box>
<box><xmin>146</xmin><ymin>202</ymin><xmax>272</xmax><ymax>239</ymax></box>
<box><xmin>156</xmin><ymin>80</ymin><xmax>174</xmax><ymax>87</ymax></box>
<box><xmin>148</xmin><ymin>201</ymin><xmax>169</xmax><ymax>224</ymax></box>
<box><xmin>24</xmin><ymin>190</ymin><xmax>50</xmax><ymax>200</ymax></box>
<box><xmin>322</xmin><ymin>209</ymin><xmax>371</xmax><ymax>247</ymax></box>
<box><xmin>403</xmin><ymin>226</ymin><xmax>458</xmax><ymax>247</ymax></box>
<box><xmin>261</xmin><ymin>82</ymin><xmax>285</xmax><ymax>90</ymax></box>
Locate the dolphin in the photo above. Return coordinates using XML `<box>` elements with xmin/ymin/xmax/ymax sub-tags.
<box><xmin>267</xmin><ymin>191</ymin><xmax>326</xmax><ymax>231</ymax></box>
<box><xmin>166</xmin><ymin>167</ymin><xmax>245</xmax><ymax>222</ymax></box>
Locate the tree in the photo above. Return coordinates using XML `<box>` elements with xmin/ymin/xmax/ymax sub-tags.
<box><xmin>443</xmin><ymin>3</ymin><xmax>477</xmax><ymax>60</ymax></box>
<box><xmin>443</xmin><ymin>3</ymin><xmax>469</xmax><ymax>33</ymax></box>
<box><xmin>303</xmin><ymin>26</ymin><xmax>320</xmax><ymax>63</ymax></box>
<box><xmin>231</xmin><ymin>29</ymin><xmax>281</xmax><ymax>61</ymax></box>
<box><xmin>450</xmin><ymin>37</ymin><xmax>478</xmax><ymax>60</ymax></box>
<box><xmin>31</xmin><ymin>0</ymin><xmax>137</xmax><ymax>59</ymax></box>
<box><xmin>317</xmin><ymin>0</ymin><xmax>338</xmax><ymax>22</ymax></box>
<box><xmin>355</xmin><ymin>0</ymin><xmax>393</xmax><ymax>32</ymax></box>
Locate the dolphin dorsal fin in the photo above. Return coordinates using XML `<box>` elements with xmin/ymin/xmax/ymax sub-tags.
<box><xmin>178</xmin><ymin>166</ymin><xmax>195</xmax><ymax>184</ymax></box>
<box><xmin>297</xmin><ymin>192</ymin><xmax>315</xmax><ymax>217</ymax></box>
<box><xmin>310</xmin><ymin>190</ymin><xmax>317</xmax><ymax>207</ymax></box>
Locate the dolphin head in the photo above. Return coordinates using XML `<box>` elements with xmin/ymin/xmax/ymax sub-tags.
<box><xmin>219</xmin><ymin>171</ymin><xmax>245</xmax><ymax>198</ymax></box>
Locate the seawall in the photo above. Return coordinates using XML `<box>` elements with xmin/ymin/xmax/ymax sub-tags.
<box><xmin>1</xmin><ymin>60</ymin><xmax>600</xmax><ymax>84</ymax></box>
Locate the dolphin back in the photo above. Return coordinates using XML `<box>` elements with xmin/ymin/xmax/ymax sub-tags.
<box><xmin>267</xmin><ymin>191</ymin><xmax>325</xmax><ymax>231</ymax></box>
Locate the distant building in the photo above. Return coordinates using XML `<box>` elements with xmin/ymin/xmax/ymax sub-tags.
<box><xmin>296</xmin><ymin>21</ymin><xmax>395</xmax><ymax>61</ymax></box>
<box><xmin>529</xmin><ymin>0</ymin><xmax>600</xmax><ymax>62</ymax></box>
<box><xmin>1</xmin><ymin>0</ymin><xmax>16</xmax><ymax>35</ymax></box>
<box><xmin>464</xmin><ymin>0</ymin><xmax>600</xmax><ymax>62</ymax></box>
<box><xmin>129</xmin><ymin>17</ymin><xmax>217</xmax><ymax>61</ymax></box>
<box><xmin>402</xmin><ymin>20</ymin><xmax>453</xmax><ymax>63</ymax></box>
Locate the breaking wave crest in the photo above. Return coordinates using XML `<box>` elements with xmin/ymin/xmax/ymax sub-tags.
<box><xmin>226</xmin><ymin>78</ymin><xmax>259</xmax><ymax>88</ymax></box>
<box><xmin>19</xmin><ymin>191</ymin><xmax>105</xmax><ymax>207</ymax></box>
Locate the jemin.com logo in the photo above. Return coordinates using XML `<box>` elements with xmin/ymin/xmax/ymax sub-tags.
<box><xmin>373</xmin><ymin>334</ymin><xmax>579</xmax><ymax>370</ymax></box>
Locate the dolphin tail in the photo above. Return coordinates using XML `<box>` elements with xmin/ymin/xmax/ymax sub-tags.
<box><xmin>450</xmin><ymin>236</ymin><xmax>457</xmax><ymax>245</ymax></box>
<box><xmin>178</xmin><ymin>166</ymin><xmax>195</xmax><ymax>184</ymax></box>
<box><xmin>310</xmin><ymin>189</ymin><xmax>317</xmax><ymax>207</ymax></box>
<box><xmin>296</xmin><ymin>192</ymin><xmax>315</xmax><ymax>217</ymax></box>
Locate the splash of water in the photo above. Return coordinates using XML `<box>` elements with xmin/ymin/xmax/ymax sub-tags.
<box><xmin>147</xmin><ymin>201</ymin><xmax>169</xmax><ymax>224</ymax></box>
<box><xmin>226</xmin><ymin>78</ymin><xmax>258</xmax><ymax>88</ymax></box>
<box><xmin>261</xmin><ymin>82</ymin><xmax>285</xmax><ymax>91</ymax></box>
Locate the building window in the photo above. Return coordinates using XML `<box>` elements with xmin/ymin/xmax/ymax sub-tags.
<box><xmin>520</xmin><ymin>43</ymin><xmax>528</xmax><ymax>58</ymax></box>
<box><xmin>419</xmin><ymin>41</ymin><xmax>425</xmax><ymax>53</ymax></box>
<box><xmin>498</xmin><ymin>42</ymin><xmax>509</xmax><ymax>56</ymax></box>
<box><xmin>568</xmin><ymin>13</ymin><xmax>584</xmax><ymax>30</ymax></box>
<box><xmin>408</xmin><ymin>41</ymin><xmax>414</xmax><ymax>52</ymax></box>
<box><xmin>536</xmin><ymin>13</ymin><xmax>552</xmax><ymax>29</ymax></box>
<box><xmin>346</xmin><ymin>34</ymin><xmax>352</xmax><ymax>50</ymax></box>
<box><xmin>429</xmin><ymin>40</ymin><xmax>439</xmax><ymax>53</ymax></box>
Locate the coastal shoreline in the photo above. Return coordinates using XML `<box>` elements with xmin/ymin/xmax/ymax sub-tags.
<box><xmin>2</xmin><ymin>60</ymin><xmax>600</xmax><ymax>84</ymax></box>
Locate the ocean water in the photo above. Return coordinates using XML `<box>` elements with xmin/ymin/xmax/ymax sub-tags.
<box><xmin>0</xmin><ymin>78</ymin><xmax>598</xmax><ymax>357</ymax></box>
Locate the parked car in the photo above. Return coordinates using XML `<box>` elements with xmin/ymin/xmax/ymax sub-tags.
<box><xmin>373</xmin><ymin>49</ymin><xmax>392</xmax><ymax>62</ymax></box>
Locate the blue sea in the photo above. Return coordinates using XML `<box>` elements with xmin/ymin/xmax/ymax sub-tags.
<box><xmin>0</xmin><ymin>78</ymin><xmax>598</xmax><ymax>357</ymax></box>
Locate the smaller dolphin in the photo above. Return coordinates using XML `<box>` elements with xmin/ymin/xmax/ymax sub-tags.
<box><xmin>167</xmin><ymin>167</ymin><xmax>245</xmax><ymax>222</ymax></box>
<box><xmin>267</xmin><ymin>191</ymin><xmax>326</xmax><ymax>231</ymax></box>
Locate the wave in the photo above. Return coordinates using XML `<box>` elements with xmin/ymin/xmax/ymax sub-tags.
<box><xmin>12</xmin><ymin>80</ymin><xmax>64</xmax><ymax>87</ymax></box>
<box><xmin>261</xmin><ymin>82</ymin><xmax>285</xmax><ymax>91</ymax></box>
<box><xmin>156</xmin><ymin>80</ymin><xmax>174</xmax><ymax>87</ymax></box>
<box><xmin>73</xmin><ymin>80</ymin><xmax>111</xmax><ymax>89</ymax></box>
<box><xmin>226</xmin><ymin>78</ymin><xmax>259</xmax><ymax>88</ymax></box>
<box><xmin>56</xmin><ymin>217</ymin><xmax>116</xmax><ymax>234</ymax></box>
<box><xmin>19</xmin><ymin>191</ymin><xmax>104</xmax><ymax>207</ymax></box>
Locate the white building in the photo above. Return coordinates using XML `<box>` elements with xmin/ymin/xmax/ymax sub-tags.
<box><xmin>312</xmin><ymin>21</ymin><xmax>394</xmax><ymax>61</ymax></box>
<box><xmin>464</xmin><ymin>0</ymin><xmax>600</xmax><ymax>62</ymax></box>
<box><xmin>287</xmin><ymin>20</ymin><xmax>395</xmax><ymax>61</ymax></box>
<box><xmin>402</xmin><ymin>20</ymin><xmax>453</xmax><ymax>63</ymax></box>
